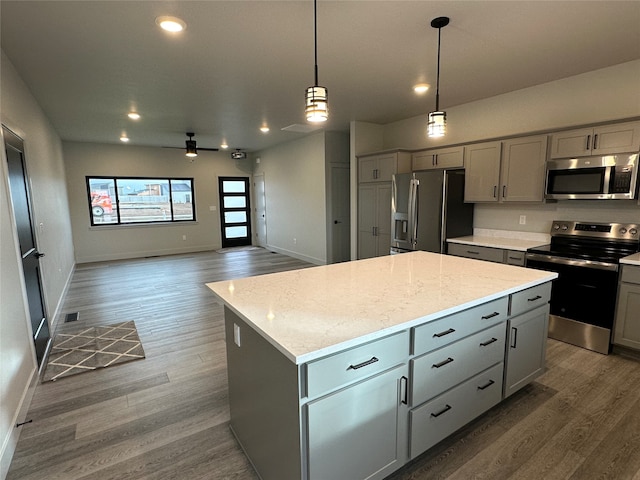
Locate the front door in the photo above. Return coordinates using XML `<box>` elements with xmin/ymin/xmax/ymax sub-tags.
<box><xmin>3</xmin><ymin>126</ymin><xmax>50</xmax><ymax>366</ymax></box>
<box><xmin>218</xmin><ymin>176</ymin><xmax>252</xmax><ymax>248</ymax></box>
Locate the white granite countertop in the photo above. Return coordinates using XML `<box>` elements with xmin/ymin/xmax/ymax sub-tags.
<box><xmin>206</xmin><ymin>251</ymin><xmax>557</xmax><ymax>364</ymax></box>
<box><xmin>621</xmin><ymin>253</ymin><xmax>640</xmax><ymax>266</ymax></box>
<box><xmin>447</xmin><ymin>228</ymin><xmax>550</xmax><ymax>252</ymax></box>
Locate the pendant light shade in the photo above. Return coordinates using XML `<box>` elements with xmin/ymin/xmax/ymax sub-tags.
<box><xmin>428</xmin><ymin>16</ymin><xmax>449</xmax><ymax>138</ymax></box>
<box><xmin>305</xmin><ymin>0</ymin><xmax>328</xmax><ymax>123</ymax></box>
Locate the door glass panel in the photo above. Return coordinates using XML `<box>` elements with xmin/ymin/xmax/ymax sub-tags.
<box><xmin>223</xmin><ymin>196</ymin><xmax>246</xmax><ymax>208</ymax></box>
<box><xmin>222</xmin><ymin>180</ymin><xmax>246</xmax><ymax>193</ymax></box>
<box><xmin>225</xmin><ymin>226</ymin><xmax>248</xmax><ymax>238</ymax></box>
<box><xmin>224</xmin><ymin>211</ymin><xmax>247</xmax><ymax>224</ymax></box>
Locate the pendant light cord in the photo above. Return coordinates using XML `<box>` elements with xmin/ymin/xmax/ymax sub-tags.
<box><xmin>435</xmin><ymin>25</ymin><xmax>441</xmax><ymax>112</ymax></box>
<box><xmin>313</xmin><ymin>0</ymin><xmax>319</xmax><ymax>85</ymax></box>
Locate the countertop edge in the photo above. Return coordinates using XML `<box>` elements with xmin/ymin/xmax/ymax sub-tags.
<box><xmin>447</xmin><ymin>235</ymin><xmax>549</xmax><ymax>251</ymax></box>
<box><xmin>209</xmin><ymin>273</ymin><xmax>557</xmax><ymax>365</ymax></box>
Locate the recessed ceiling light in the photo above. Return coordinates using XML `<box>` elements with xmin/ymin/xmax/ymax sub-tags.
<box><xmin>260</xmin><ymin>126</ymin><xmax>270</xmax><ymax>133</ymax></box>
<box><xmin>413</xmin><ymin>83</ymin><xmax>430</xmax><ymax>94</ymax></box>
<box><xmin>220</xmin><ymin>143</ymin><xmax>229</xmax><ymax>149</ymax></box>
<box><xmin>120</xmin><ymin>135</ymin><xmax>130</xmax><ymax>143</ymax></box>
<box><xmin>155</xmin><ymin>16</ymin><xmax>186</xmax><ymax>33</ymax></box>
<box><xmin>127</xmin><ymin>112</ymin><xmax>141</xmax><ymax>120</ymax></box>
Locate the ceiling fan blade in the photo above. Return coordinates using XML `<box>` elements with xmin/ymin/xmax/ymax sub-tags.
<box><xmin>162</xmin><ymin>146</ymin><xmax>184</xmax><ymax>149</ymax></box>
<box><xmin>198</xmin><ymin>147</ymin><xmax>219</xmax><ymax>151</ymax></box>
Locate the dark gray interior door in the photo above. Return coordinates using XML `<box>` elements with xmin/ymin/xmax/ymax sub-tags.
<box><xmin>3</xmin><ymin>126</ymin><xmax>50</xmax><ymax>366</ymax></box>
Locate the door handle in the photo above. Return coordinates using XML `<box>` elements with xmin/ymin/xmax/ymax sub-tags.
<box><xmin>334</xmin><ymin>220</ymin><xmax>341</xmax><ymax>224</ymax></box>
<box><xmin>34</xmin><ymin>251</ymin><xmax>46</xmax><ymax>259</ymax></box>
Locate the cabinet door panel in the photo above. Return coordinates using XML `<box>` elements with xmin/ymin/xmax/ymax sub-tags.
<box><xmin>306</xmin><ymin>364</ymin><xmax>408</xmax><ymax>480</ymax></box>
<box><xmin>376</xmin><ymin>184</ymin><xmax>392</xmax><ymax>235</ymax></box>
<box><xmin>464</xmin><ymin>142</ymin><xmax>502</xmax><ymax>202</ymax></box>
<box><xmin>613</xmin><ymin>283</ymin><xmax>640</xmax><ymax>349</ymax></box>
<box><xmin>359</xmin><ymin>157</ymin><xmax>378</xmax><ymax>183</ymax></box>
<box><xmin>504</xmin><ymin>304</ymin><xmax>548</xmax><ymax>398</ymax></box>
<box><xmin>593</xmin><ymin>122</ymin><xmax>640</xmax><ymax>155</ymax></box>
<box><xmin>550</xmin><ymin>127</ymin><xmax>592</xmax><ymax>159</ymax></box>
<box><xmin>500</xmin><ymin>135</ymin><xmax>547</xmax><ymax>202</ymax></box>
<box><xmin>376</xmin><ymin>154</ymin><xmax>399</xmax><ymax>182</ymax></box>
<box><xmin>434</xmin><ymin>146</ymin><xmax>464</xmax><ymax>169</ymax></box>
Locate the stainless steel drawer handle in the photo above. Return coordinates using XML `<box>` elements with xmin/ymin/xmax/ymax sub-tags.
<box><xmin>479</xmin><ymin>337</ymin><xmax>498</xmax><ymax>347</ymax></box>
<box><xmin>481</xmin><ymin>312</ymin><xmax>500</xmax><ymax>320</ymax></box>
<box><xmin>467</xmin><ymin>250</ymin><xmax>480</xmax><ymax>255</ymax></box>
<box><xmin>433</xmin><ymin>328</ymin><xmax>456</xmax><ymax>338</ymax></box>
<box><xmin>347</xmin><ymin>356</ymin><xmax>379</xmax><ymax>370</ymax></box>
<box><xmin>477</xmin><ymin>379</ymin><xmax>496</xmax><ymax>391</ymax></box>
<box><xmin>527</xmin><ymin>295</ymin><xmax>542</xmax><ymax>302</ymax></box>
<box><xmin>430</xmin><ymin>404</ymin><xmax>452</xmax><ymax>418</ymax></box>
<box><xmin>432</xmin><ymin>357</ymin><xmax>454</xmax><ymax>369</ymax></box>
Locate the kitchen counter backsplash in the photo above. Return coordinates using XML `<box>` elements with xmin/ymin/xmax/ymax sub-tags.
<box><xmin>447</xmin><ymin>228</ymin><xmax>550</xmax><ymax>252</ymax></box>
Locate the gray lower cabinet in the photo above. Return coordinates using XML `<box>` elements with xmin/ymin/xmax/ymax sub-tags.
<box><xmin>503</xmin><ymin>283</ymin><xmax>551</xmax><ymax>398</ymax></box>
<box><xmin>306</xmin><ymin>364</ymin><xmax>409</xmax><ymax>480</ymax></box>
<box><xmin>613</xmin><ymin>265</ymin><xmax>640</xmax><ymax>350</ymax></box>
<box><xmin>447</xmin><ymin>242</ymin><xmax>526</xmax><ymax>266</ymax></box>
<box><xmin>223</xmin><ymin>283</ymin><xmax>552</xmax><ymax>480</ymax></box>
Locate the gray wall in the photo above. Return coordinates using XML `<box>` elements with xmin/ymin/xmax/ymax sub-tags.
<box><xmin>1</xmin><ymin>51</ymin><xmax>75</xmax><ymax>477</ymax></box>
<box><xmin>63</xmin><ymin>142</ymin><xmax>253</xmax><ymax>263</ymax></box>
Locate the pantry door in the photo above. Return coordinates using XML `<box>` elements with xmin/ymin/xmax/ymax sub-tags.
<box><xmin>218</xmin><ymin>177</ymin><xmax>252</xmax><ymax>248</ymax></box>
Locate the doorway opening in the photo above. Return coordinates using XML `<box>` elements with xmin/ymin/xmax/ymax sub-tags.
<box><xmin>218</xmin><ymin>176</ymin><xmax>252</xmax><ymax>248</ymax></box>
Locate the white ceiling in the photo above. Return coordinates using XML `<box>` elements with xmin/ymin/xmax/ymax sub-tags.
<box><xmin>2</xmin><ymin>1</ymin><xmax>639</xmax><ymax>154</ymax></box>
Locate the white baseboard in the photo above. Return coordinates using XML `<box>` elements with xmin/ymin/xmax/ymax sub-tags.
<box><xmin>263</xmin><ymin>244</ymin><xmax>326</xmax><ymax>266</ymax></box>
<box><xmin>75</xmin><ymin>245</ymin><xmax>220</xmax><ymax>264</ymax></box>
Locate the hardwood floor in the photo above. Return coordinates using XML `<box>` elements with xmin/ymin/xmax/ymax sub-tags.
<box><xmin>7</xmin><ymin>248</ymin><xmax>640</xmax><ymax>480</ymax></box>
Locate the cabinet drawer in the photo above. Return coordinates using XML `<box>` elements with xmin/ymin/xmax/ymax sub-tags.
<box><xmin>411</xmin><ymin>322</ymin><xmax>505</xmax><ymax>406</ymax></box>
<box><xmin>505</xmin><ymin>250</ymin><xmax>526</xmax><ymax>266</ymax></box>
<box><xmin>447</xmin><ymin>243</ymin><xmax>505</xmax><ymax>263</ymax></box>
<box><xmin>409</xmin><ymin>362</ymin><xmax>503</xmax><ymax>459</ymax></box>
<box><xmin>413</xmin><ymin>297</ymin><xmax>508</xmax><ymax>355</ymax></box>
<box><xmin>621</xmin><ymin>265</ymin><xmax>640</xmax><ymax>284</ymax></box>
<box><xmin>510</xmin><ymin>282</ymin><xmax>551</xmax><ymax>317</ymax></box>
<box><xmin>305</xmin><ymin>330</ymin><xmax>409</xmax><ymax>399</ymax></box>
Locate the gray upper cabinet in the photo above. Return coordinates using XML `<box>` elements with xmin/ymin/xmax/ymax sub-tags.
<box><xmin>463</xmin><ymin>141</ymin><xmax>503</xmax><ymax>202</ymax></box>
<box><xmin>500</xmin><ymin>135</ymin><xmax>548</xmax><ymax>202</ymax></box>
<box><xmin>549</xmin><ymin>121</ymin><xmax>640</xmax><ymax>159</ymax></box>
<box><xmin>412</xmin><ymin>146</ymin><xmax>464</xmax><ymax>171</ymax></box>
<box><xmin>464</xmin><ymin>136</ymin><xmax>547</xmax><ymax>203</ymax></box>
<box><xmin>358</xmin><ymin>151</ymin><xmax>411</xmax><ymax>183</ymax></box>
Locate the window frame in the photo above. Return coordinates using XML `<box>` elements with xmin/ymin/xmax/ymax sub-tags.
<box><xmin>86</xmin><ymin>176</ymin><xmax>196</xmax><ymax>226</ymax></box>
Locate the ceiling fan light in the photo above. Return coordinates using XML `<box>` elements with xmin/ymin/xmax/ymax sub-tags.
<box><xmin>185</xmin><ymin>139</ymin><xmax>198</xmax><ymax>157</ymax></box>
<box><xmin>305</xmin><ymin>85</ymin><xmax>328</xmax><ymax>123</ymax></box>
<box><xmin>156</xmin><ymin>16</ymin><xmax>186</xmax><ymax>33</ymax></box>
<box><xmin>427</xmin><ymin>111</ymin><xmax>446</xmax><ymax>137</ymax></box>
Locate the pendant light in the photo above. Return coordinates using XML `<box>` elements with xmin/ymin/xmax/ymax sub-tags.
<box><xmin>428</xmin><ymin>16</ymin><xmax>449</xmax><ymax>138</ymax></box>
<box><xmin>305</xmin><ymin>0</ymin><xmax>328</xmax><ymax>123</ymax></box>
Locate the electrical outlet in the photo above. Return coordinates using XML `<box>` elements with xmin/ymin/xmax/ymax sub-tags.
<box><xmin>182</xmin><ymin>235</ymin><xmax>187</xmax><ymax>240</ymax></box>
<box><xmin>293</xmin><ymin>237</ymin><xmax>297</xmax><ymax>245</ymax></box>
<box><xmin>519</xmin><ymin>215</ymin><xmax>526</xmax><ymax>225</ymax></box>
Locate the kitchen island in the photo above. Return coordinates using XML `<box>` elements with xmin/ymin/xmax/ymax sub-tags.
<box><xmin>207</xmin><ymin>251</ymin><xmax>557</xmax><ymax>480</ymax></box>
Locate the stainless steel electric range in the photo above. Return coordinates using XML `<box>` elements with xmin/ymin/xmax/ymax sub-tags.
<box><xmin>525</xmin><ymin>221</ymin><xmax>640</xmax><ymax>354</ymax></box>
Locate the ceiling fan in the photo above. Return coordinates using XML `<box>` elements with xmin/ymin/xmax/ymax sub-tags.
<box><xmin>163</xmin><ymin>132</ymin><xmax>219</xmax><ymax>159</ymax></box>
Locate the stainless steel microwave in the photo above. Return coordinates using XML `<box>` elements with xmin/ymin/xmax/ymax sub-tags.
<box><xmin>545</xmin><ymin>154</ymin><xmax>638</xmax><ymax>200</ymax></box>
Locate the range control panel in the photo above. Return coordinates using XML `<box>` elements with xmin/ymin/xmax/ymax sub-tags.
<box><xmin>551</xmin><ymin>221</ymin><xmax>639</xmax><ymax>241</ymax></box>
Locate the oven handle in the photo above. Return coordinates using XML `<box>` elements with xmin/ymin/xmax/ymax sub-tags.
<box><xmin>525</xmin><ymin>253</ymin><xmax>619</xmax><ymax>272</ymax></box>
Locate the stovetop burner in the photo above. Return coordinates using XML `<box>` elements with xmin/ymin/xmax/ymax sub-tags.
<box><xmin>528</xmin><ymin>220</ymin><xmax>640</xmax><ymax>264</ymax></box>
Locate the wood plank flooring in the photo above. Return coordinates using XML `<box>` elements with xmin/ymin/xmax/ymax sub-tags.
<box><xmin>7</xmin><ymin>248</ymin><xmax>640</xmax><ymax>480</ymax></box>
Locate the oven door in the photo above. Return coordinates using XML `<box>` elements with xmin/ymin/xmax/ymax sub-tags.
<box><xmin>526</xmin><ymin>254</ymin><xmax>620</xmax><ymax>353</ymax></box>
<box><xmin>525</xmin><ymin>254</ymin><xmax>619</xmax><ymax>329</ymax></box>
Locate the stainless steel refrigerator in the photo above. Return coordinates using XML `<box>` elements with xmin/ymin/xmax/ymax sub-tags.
<box><xmin>390</xmin><ymin>170</ymin><xmax>473</xmax><ymax>254</ymax></box>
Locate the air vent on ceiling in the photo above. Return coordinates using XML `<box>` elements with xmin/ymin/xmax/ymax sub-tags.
<box><xmin>281</xmin><ymin>124</ymin><xmax>321</xmax><ymax>133</ymax></box>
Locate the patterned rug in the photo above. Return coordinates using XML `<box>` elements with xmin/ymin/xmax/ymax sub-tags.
<box><xmin>42</xmin><ymin>320</ymin><xmax>145</xmax><ymax>382</ymax></box>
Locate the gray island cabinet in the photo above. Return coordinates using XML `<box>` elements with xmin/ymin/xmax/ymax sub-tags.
<box><xmin>207</xmin><ymin>252</ymin><xmax>557</xmax><ymax>480</ymax></box>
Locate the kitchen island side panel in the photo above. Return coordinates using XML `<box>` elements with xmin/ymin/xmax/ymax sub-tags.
<box><xmin>224</xmin><ymin>307</ymin><xmax>303</xmax><ymax>480</ymax></box>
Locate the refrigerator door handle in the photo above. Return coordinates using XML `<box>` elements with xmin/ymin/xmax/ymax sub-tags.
<box><xmin>409</xmin><ymin>178</ymin><xmax>419</xmax><ymax>248</ymax></box>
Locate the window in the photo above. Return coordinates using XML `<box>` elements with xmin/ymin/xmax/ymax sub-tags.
<box><xmin>87</xmin><ymin>176</ymin><xmax>195</xmax><ymax>226</ymax></box>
